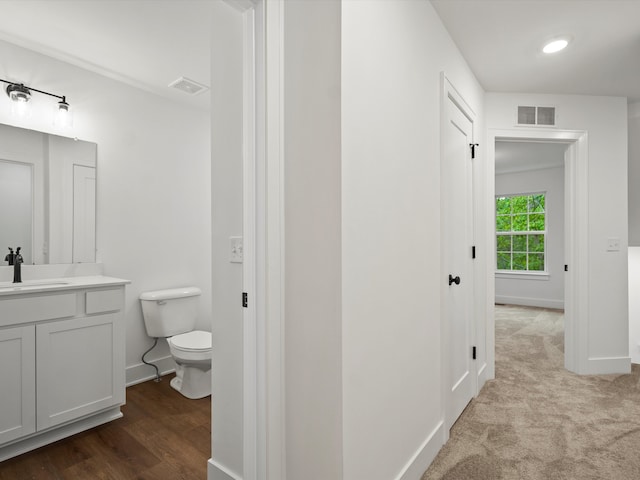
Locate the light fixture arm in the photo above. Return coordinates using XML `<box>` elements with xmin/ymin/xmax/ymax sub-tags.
<box><xmin>0</xmin><ymin>78</ymin><xmax>67</xmax><ymax>102</ymax></box>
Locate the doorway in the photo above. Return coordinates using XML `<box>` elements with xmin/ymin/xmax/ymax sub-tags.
<box><xmin>487</xmin><ymin>129</ymin><xmax>589</xmax><ymax>376</ymax></box>
<box><xmin>494</xmin><ymin>140</ymin><xmax>566</xmax><ymax>311</ymax></box>
<box><xmin>494</xmin><ymin>140</ymin><xmax>567</xmax><ymax>376</ymax></box>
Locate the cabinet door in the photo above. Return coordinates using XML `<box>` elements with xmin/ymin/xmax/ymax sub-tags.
<box><xmin>36</xmin><ymin>314</ymin><xmax>124</xmax><ymax>430</ymax></box>
<box><xmin>0</xmin><ymin>326</ymin><xmax>36</xmax><ymax>444</ymax></box>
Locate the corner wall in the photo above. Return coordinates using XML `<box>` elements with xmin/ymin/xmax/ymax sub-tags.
<box><xmin>284</xmin><ymin>1</ymin><xmax>344</xmax><ymax>479</ymax></box>
<box><xmin>342</xmin><ymin>1</ymin><xmax>484</xmax><ymax>478</ymax></box>
<box><xmin>210</xmin><ymin>2</ymin><xmax>244</xmax><ymax>478</ymax></box>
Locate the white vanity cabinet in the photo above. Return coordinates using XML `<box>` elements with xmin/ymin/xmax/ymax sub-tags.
<box><xmin>0</xmin><ymin>325</ymin><xmax>36</xmax><ymax>445</ymax></box>
<box><xmin>0</xmin><ymin>277</ymin><xmax>128</xmax><ymax>461</ymax></box>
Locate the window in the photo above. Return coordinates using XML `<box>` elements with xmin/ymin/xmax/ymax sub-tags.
<box><xmin>496</xmin><ymin>193</ymin><xmax>546</xmax><ymax>272</ymax></box>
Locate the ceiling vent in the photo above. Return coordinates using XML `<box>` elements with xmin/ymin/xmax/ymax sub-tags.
<box><xmin>168</xmin><ymin>77</ymin><xmax>209</xmax><ymax>96</ymax></box>
<box><xmin>517</xmin><ymin>106</ymin><xmax>556</xmax><ymax>126</ymax></box>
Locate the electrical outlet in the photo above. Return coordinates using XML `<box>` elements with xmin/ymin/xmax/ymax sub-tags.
<box><xmin>230</xmin><ymin>236</ymin><xmax>243</xmax><ymax>263</ymax></box>
<box><xmin>607</xmin><ymin>237</ymin><xmax>620</xmax><ymax>252</ymax></box>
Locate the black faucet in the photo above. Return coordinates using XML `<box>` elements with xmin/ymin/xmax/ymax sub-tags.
<box><xmin>13</xmin><ymin>247</ymin><xmax>23</xmax><ymax>283</ymax></box>
<box><xmin>4</xmin><ymin>247</ymin><xmax>14</xmax><ymax>266</ymax></box>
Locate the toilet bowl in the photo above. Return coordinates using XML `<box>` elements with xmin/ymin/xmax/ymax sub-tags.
<box><xmin>139</xmin><ymin>287</ymin><xmax>212</xmax><ymax>399</ymax></box>
<box><xmin>167</xmin><ymin>330</ymin><xmax>212</xmax><ymax>399</ymax></box>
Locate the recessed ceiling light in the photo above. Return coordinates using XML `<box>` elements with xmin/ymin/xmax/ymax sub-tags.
<box><xmin>543</xmin><ymin>38</ymin><xmax>569</xmax><ymax>54</ymax></box>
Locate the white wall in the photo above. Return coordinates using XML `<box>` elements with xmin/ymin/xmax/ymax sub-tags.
<box><xmin>342</xmin><ymin>1</ymin><xmax>484</xmax><ymax>479</ymax></box>
<box><xmin>0</xmin><ymin>39</ymin><xmax>212</xmax><ymax>384</ymax></box>
<box><xmin>629</xmin><ymin>102</ymin><xmax>640</xmax><ymax>246</ymax></box>
<box><xmin>284</xmin><ymin>1</ymin><xmax>343</xmax><ymax>479</ymax></box>
<box><xmin>495</xmin><ymin>166</ymin><xmax>565</xmax><ymax>309</ymax></box>
<box><xmin>209</xmin><ymin>2</ymin><xmax>243</xmax><ymax>478</ymax></box>
<box><xmin>487</xmin><ymin>93</ymin><xmax>629</xmax><ymax>370</ymax></box>
<box><xmin>628</xmin><ymin>104</ymin><xmax>640</xmax><ymax>363</ymax></box>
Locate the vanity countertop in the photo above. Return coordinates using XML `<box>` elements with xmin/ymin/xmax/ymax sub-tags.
<box><xmin>0</xmin><ymin>276</ymin><xmax>130</xmax><ymax>296</ymax></box>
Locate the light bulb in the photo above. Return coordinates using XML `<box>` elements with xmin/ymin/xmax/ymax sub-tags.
<box><xmin>543</xmin><ymin>39</ymin><xmax>569</xmax><ymax>54</ymax></box>
<box><xmin>54</xmin><ymin>99</ymin><xmax>73</xmax><ymax>128</ymax></box>
<box><xmin>7</xmin><ymin>84</ymin><xmax>32</xmax><ymax>118</ymax></box>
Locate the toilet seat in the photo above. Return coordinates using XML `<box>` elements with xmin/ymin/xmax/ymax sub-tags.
<box><xmin>169</xmin><ymin>330</ymin><xmax>212</xmax><ymax>361</ymax></box>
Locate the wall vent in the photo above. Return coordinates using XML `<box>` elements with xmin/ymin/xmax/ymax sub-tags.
<box><xmin>168</xmin><ymin>77</ymin><xmax>209</xmax><ymax>96</ymax></box>
<box><xmin>517</xmin><ymin>106</ymin><xmax>556</xmax><ymax>126</ymax></box>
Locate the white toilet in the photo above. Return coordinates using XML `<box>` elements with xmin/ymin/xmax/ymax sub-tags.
<box><xmin>139</xmin><ymin>287</ymin><xmax>212</xmax><ymax>399</ymax></box>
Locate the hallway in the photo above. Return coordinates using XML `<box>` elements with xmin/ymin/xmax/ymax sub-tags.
<box><xmin>423</xmin><ymin>305</ymin><xmax>640</xmax><ymax>479</ymax></box>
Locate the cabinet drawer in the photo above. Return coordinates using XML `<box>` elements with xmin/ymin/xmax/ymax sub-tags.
<box><xmin>0</xmin><ymin>294</ymin><xmax>76</xmax><ymax>327</ymax></box>
<box><xmin>85</xmin><ymin>289</ymin><xmax>123</xmax><ymax>314</ymax></box>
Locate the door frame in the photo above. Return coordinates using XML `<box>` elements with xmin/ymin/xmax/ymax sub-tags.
<box><xmin>486</xmin><ymin>128</ymin><xmax>589</xmax><ymax>375</ymax></box>
<box><xmin>218</xmin><ymin>1</ymin><xmax>285</xmax><ymax>479</ymax></box>
<box><xmin>440</xmin><ymin>74</ymin><xmax>479</xmax><ymax>435</ymax></box>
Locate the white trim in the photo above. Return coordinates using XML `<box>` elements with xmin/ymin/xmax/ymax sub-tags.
<box><xmin>216</xmin><ymin>2</ymin><xmax>270</xmax><ymax>480</ymax></box>
<box><xmin>263</xmin><ymin>1</ymin><xmax>286</xmax><ymax>478</ymax></box>
<box><xmin>477</xmin><ymin>361</ymin><xmax>489</xmax><ymax>388</ymax></box>
<box><xmin>495</xmin><ymin>272</ymin><xmax>550</xmax><ymax>280</ymax></box>
<box><xmin>488</xmin><ymin>128</ymin><xmax>589</xmax><ymax>375</ymax></box>
<box><xmin>242</xmin><ymin>5</ymin><xmax>258</xmax><ymax>480</ymax></box>
<box><xmin>0</xmin><ymin>407</ymin><xmax>121</xmax><ymax>462</ymax></box>
<box><xmin>125</xmin><ymin>355</ymin><xmax>175</xmax><ymax>386</ymax></box>
<box><xmin>393</xmin><ymin>421</ymin><xmax>446</xmax><ymax>480</ymax></box>
<box><xmin>208</xmin><ymin>459</ymin><xmax>243</xmax><ymax>480</ymax></box>
<box><xmin>495</xmin><ymin>295</ymin><xmax>564</xmax><ymax>310</ymax></box>
<box><xmin>586</xmin><ymin>356</ymin><xmax>632</xmax><ymax>375</ymax></box>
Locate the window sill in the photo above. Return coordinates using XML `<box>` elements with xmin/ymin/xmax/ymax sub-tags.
<box><xmin>495</xmin><ymin>271</ymin><xmax>550</xmax><ymax>281</ymax></box>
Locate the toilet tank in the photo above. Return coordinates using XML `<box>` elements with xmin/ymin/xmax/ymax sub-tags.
<box><xmin>139</xmin><ymin>287</ymin><xmax>201</xmax><ymax>338</ymax></box>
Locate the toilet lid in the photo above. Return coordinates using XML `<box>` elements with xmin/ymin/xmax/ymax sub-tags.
<box><xmin>170</xmin><ymin>330</ymin><xmax>212</xmax><ymax>352</ymax></box>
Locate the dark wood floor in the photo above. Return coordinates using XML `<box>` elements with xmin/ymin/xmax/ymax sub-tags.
<box><xmin>0</xmin><ymin>374</ymin><xmax>211</xmax><ymax>480</ymax></box>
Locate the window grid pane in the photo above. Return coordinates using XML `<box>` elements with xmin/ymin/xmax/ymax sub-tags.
<box><xmin>495</xmin><ymin>193</ymin><xmax>546</xmax><ymax>272</ymax></box>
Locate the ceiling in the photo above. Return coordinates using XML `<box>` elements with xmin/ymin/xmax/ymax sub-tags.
<box><xmin>495</xmin><ymin>141</ymin><xmax>567</xmax><ymax>175</ymax></box>
<box><xmin>430</xmin><ymin>0</ymin><xmax>640</xmax><ymax>103</ymax></box>
<box><xmin>0</xmin><ymin>1</ymin><xmax>212</xmax><ymax>111</ymax></box>
<box><xmin>0</xmin><ymin>1</ymin><xmax>637</xmax><ymax>113</ymax></box>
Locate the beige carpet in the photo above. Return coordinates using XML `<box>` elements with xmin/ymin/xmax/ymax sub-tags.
<box><xmin>422</xmin><ymin>304</ymin><xmax>640</xmax><ymax>480</ymax></box>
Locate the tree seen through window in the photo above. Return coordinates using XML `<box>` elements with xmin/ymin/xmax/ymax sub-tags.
<box><xmin>496</xmin><ymin>193</ymin><xmax>546</xmax><ymax>272</ymax></box>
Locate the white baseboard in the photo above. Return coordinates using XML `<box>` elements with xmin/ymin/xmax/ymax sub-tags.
<box><xmin>586</xmin><ymin>356</ymin><xmax>631</xmax><ymax>375</ymax></box>
<box><xmin>125</xmin><ymin>355</ymin><xmax>175</xmax><ymax>386</ymax></box>
<box><xmin>477</xmin><ymin>361</ymin><xmax>490</xmax><ymax>389</ymax></box>
<box><xmin>0</xmin><ymin>407</ymin><xmax>122</xmax><ymax>461</ymax></box>
<box><xmin>495</xmin><ymin>295</ymin><xmax>564</xmax><ymax>310</ymax></box>
<box><xmin>394</xmin><ymin>420</ymin><xmax>445</xmax><ymax>480</ymax></box>
<box><xmin>208</xmin><ymin>458</ymin><xmax>242</xmax><ymax>480</ymax></box>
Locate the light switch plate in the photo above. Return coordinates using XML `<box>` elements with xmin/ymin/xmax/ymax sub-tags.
<box><xmin>230</xmin><ymin>236</ymin><xmax>243</xmax><ymax>263</ymax></box>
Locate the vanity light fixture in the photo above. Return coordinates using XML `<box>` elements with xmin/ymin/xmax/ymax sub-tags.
<box><xmin>0</xmin><ymin>78</ymin><xmax>72</xmax><ymax>126</ymax></box>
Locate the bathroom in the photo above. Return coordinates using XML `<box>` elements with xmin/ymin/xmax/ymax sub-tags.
<box><xmin>0</xmin><ymin>0</ymin><xmax>232</xmax><ymax>470</ymax></box>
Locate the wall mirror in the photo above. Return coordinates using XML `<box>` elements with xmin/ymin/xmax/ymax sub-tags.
<box><xmin>0</xmin><ymin>123</ymin><xmax>97</xmax><ymax>265</ymax></box>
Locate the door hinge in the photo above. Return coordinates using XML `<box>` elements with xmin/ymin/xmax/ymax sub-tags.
<box><xmin>472</xmin><ymin>346</ymin><xmax>477</xmax><ymax>360</ymax></box>
<box><xmin>242</xmin><ymin>292</ymin><xmax>248</xmax><ymax>308</ymax></box>
<box><xmin>470</xmin><ymin>143</ymin><xmax>479</xmax><ymax>159</ymax></box>
<box><xmin>472</xmin><ymin>245</ymin><xmax>476</xmax><ymax>259</ymax></box>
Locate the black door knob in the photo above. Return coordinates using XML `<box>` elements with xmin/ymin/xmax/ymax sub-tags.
<box><xmin>448</xmin><ymin>274</ymin><xmax>461</xmax><ymax>286</ymax></box>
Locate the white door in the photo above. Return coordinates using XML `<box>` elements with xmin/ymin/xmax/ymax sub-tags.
<box><xmin>443</xmin><ymin>94</ymin><xmax>475</xmax><ymax>428</ymax></box>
